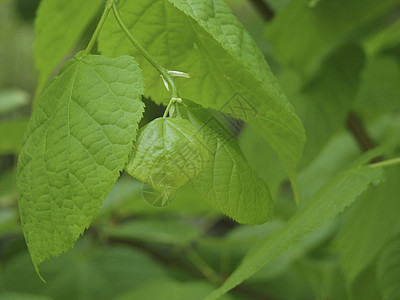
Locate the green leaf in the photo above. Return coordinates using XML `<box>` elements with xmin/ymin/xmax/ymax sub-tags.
<box><xmin>351</xmin><ymin>264</ymin><xmax>382</xmax><ymax>300</ymax></box>
<box><xmin>0</xmin><ymin>293</ymin><xmax>54</xmax><ymax>300</ymax></box>
<box><xmin>354</xmin><ymin>55</ymin><xmax>400</xmax><ymax>118</ymax></box>
<box><xmin>99</xmin><ymin>0</ymin><xmax>305</xmax><ymax>198</ymax></box>
<box><xmin>0</xmin><ymin>119</ymin><xmax>28</xmax><ymax>154</ymax></box>
<box><xmin>17</xmin><ymin>54</ymin><xmax>144</xmax><ymax>270</ymax></box>
<box><xmin>175</xmin><ymin>101</ymin><xmax>273</xmax><ymax>224</ymax></box>
<box><xmin>238</xmin><ymin>125</ymin><xmax>287</xmax><ymax>197</ymax></box>
<box><xmin>377</xmin><ymin>234</ymin><xmax>400</xmax><ymax>300</ymax></box>
<box><xmin>291</xmin><ymin>44</ymin><xmax>365</xmax><ymax>166</ymax></box>
<box><xmin>363</xmin><ymin>18</ymin><xmax>400</xmax><ymax>56</ymax></box>
<box><xmin>337</xmin><ymin>167</ymin><xmax>400</xmax><ymax>284</ymax></box>
<box><xmin>3</xmin><ymin>243</ymin><xmax>166</xmax><ymax>300</ymax></box>
<box><xmin>103</xmin><ymin>219</ymin><xmax>201</xmax><ymax>246</ymax></box>
<box><xmin>125</xmin><ymin>117</ymin><xmax>209</xmax><ymax>207</ymax></box>
<box><xmin>0</xmin><ymin>208</ymin><xmax>19</xmax><ymax>238</ymax></box>
<box><xmin>206</xmin><ymin>162</ymin><xmax>383</xmax><ymax>299</ymax></box>
<box><xmin>98</xmin><ymin>175</ymin><xmax>212</xmax><ymax>219</ymax></box>
<box><xmin>116</xmin><ymin>279</ymin><xmax>232</xmax><ymax>300</ymax></box>
<box><xmin>34</xmin><ymin>0</ymin><xmax>104</xmax><ymax>94</ymax></box>
<box><xmin>266</xmin><ymin>0</ymin><xmax>400</xmax><ymax>77</ymax></box>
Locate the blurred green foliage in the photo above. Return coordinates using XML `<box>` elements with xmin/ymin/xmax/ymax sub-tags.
<box><xmin>1</xmin><ymin>0</ymin><xmax>400</xmax><ymax>299</ymax></box>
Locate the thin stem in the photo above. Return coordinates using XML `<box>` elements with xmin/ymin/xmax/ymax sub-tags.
<box><xmin>186</xmin><ymin>249</ymin><xmax>222</xmax><ymax>284</ymax></box>
<box><xmin>369</xmin><ymin>157</ymin><xmax>400</xmax><ymax>169</ymax></box>
<box><xmin>83</xmin><ymin>1</ymin><xmax>113</xmax><ymax>56</ymax></box>
<box><xmin>162</xmin><ymin>97</ymin><xmax>180</xmax><ymax>118</ymax></box>
<box><xmin>111</xmin><ymin>0</ymin><xmax>180</xmax><ymax>116</ymax></box>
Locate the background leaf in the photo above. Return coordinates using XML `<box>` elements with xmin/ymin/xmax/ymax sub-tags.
<box><xmin>0</xmin><ymin>89</ymin><xmax>29</xmax><ymax>116</ymax></box>
<box><xmin>103</xmin><ymin>219</ymin><xmax>201</xmax><ymax>246</ymax></box>
<box><xmin>116</xmin><ymin>279</ymin><xmax>232</xmax><ymax>300</ymax></box>
<box><xmin>0</xmin><ymin>119</ymin><xmax>28</xmax><ymax>155</ymax></box>
<box><xmin>34</xmin><ymin>0</ymin><xmax>104</xmax><ymax>94</ymax></box>
<box><xmin>266</xmin><ymin>0</ymin><xmax>400</xmax><ymax>78</ymax></box>
<box><xmin>207</xmin><ymin>161</ymin><xmax>383</xmax><ymax>299</ymax></box>
<box><xmin>290</xmin><ymin>45</ymin><xmax>365</xmax><ymax>165</ymax></box>
<box><xmin>354</xmin><ymin>55</ymin><xmax>400</xmax><ymax>118</ymax></box>
<box><xmin>377</xmin><ymin>233</ymin><xmax>400</xmax><ymax>300</ymax></box>
<box><xmin>3</xmin><ymin>243</ymin><xmax>166</xmax><ymax>300</ymax></box>
<box><xmin>337</xmin><ymin>167</ymin><xmax>400</xmax><ymax>284</ymax></box>
<box><xmin>17</xmin><ymin>54</ymin><xmax>144</xmax><ymax>269</ymax></box>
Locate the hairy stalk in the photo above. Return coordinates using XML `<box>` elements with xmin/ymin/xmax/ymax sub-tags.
<box><xmin>83</xmin><ymin>1</ymin><xmax>113</xmax><ymax>56</ymax></box>
<box><xmin>111</xmin><ymin>0</ymin><xmax>180</xmax><ymax>116</ymax></box>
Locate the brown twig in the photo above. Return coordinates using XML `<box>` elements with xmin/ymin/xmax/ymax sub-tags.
<box><xmin>346</xmin><ymin>112</ymin><xmax>382</xmax><ymax>163</ymax></box>
<box><xmin>248</xmin><ymin>0</ymin><xmax>275</xmax><ymax>21</ymax></box>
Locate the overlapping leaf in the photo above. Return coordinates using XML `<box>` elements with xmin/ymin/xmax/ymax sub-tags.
<box><xmin>99</xmin><ymin>0</ymin><xmax>305</xmax><ymax>197</ymax></box>
<box><xmin>175</xmin><ymin>101</ymin><xmax>273</xmax><ymax>224</ymax></box>
<box><xmin>125</xmin><ymin>117</ymin><xmax>209</xmax><ymax>207</ymax></box>
<box><xmin>17</xmin><ymin>53</ymin><xmax>144</xmax><ymax>270</ymax></box>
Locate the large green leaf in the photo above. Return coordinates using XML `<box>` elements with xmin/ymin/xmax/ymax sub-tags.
<box><xmin>125</xmin><ymin>117</ymin><xmax>209</xmax><ymax>207</ymax></box>
<box><xmin>337</xmin><ymin>167</ymin><xmax>400</xmax><ymax>284</ymax></box>
<box><xmin>175</xmin><ymin>101</ymin><xmax>273</xmax><ymax>224</ymax></box>
<box><xmin>17</xmin><ymin>54</ymin><xmax>144</xmax><ymax>270</ymax></box>
<box><xmin>206</xmin><ymin>160</ymin><xmax>383</xmax><ymax>299</ymax></box>
<box><xmin>34</xmin><ymin>0</ymin><xmax>104</xmax><ymax>93</ymax></box>
<box><xmin>266</xmin><ymin>0</ymin><xmax>400</xmax><ymax>77</ymax></box>
<box><xmin>99</xmin><ymin>0</ymin><xmax>305</xmax><ymax>198</ymax></box>
<box><xmin>377</xmin><ymin>234</ymin><xmax>400</xmax><ymax>300</ymax></box>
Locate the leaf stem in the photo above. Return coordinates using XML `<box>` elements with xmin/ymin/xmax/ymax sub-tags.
<box><xmin>83</xmin><ymin>1</ymin><xmax>113</xmax><ymax>56</ymax></box>
<box><xmin>111</xmin><ymin>0</ymin><xmax>180</xmax><ymax>116</ymax></box>
<box><xmin>186</xmin><ymin>248</ymin><xmax>222</xmax><ymax>284</ymax></box>
<box><xmin>369</xmin><ymin>157</ymin><xmax>400</xmax><ymax>169</ymax></box>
